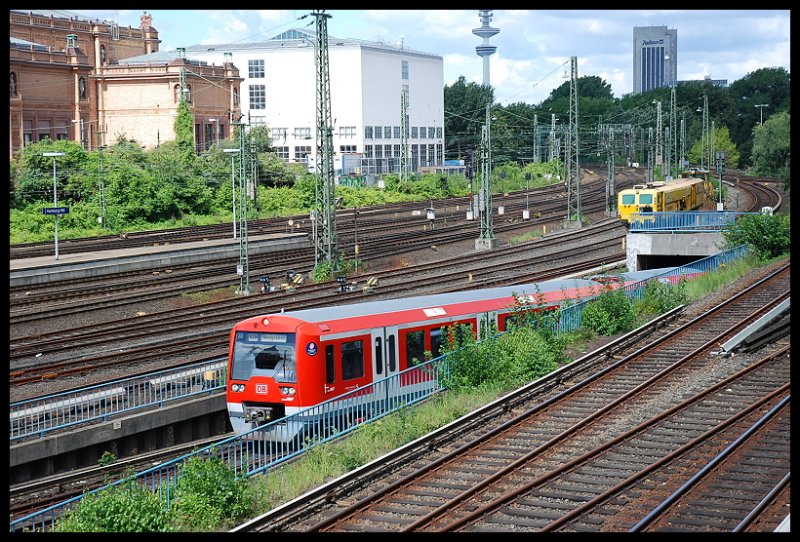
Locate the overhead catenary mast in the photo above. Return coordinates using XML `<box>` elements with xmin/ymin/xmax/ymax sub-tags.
<box><xmin>312</xmin><ymin>10</ymin><xmax>337</xmax><ymax>275</ymax></box>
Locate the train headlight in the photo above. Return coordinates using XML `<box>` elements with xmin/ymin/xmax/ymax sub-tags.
<box><xmin>280</xmin><ymin>386</ymin><xmax>296</xmax><ymax>396</ymax></box>
<box><xmin>231</xmin><ymin>384</ymin><xmax>245</xmax><ymax>392</ymax></box>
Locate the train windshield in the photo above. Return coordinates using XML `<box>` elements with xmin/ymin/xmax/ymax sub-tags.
<box><xmin>639</xmin><ymin>194</ymin><xmax>653</xmax><ymax>204</ymax></box>
<box><xmin>231</xmin><ymin>331</ymin><xmax>296</xmax><ymax>383</ymax></box>
<box><xmin>621</xmin><ymin>194</ymin><xmax>635</xmax><ymax>205</ymax></box>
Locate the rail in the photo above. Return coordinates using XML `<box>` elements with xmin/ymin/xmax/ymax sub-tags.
<box><xmin>9</xmin><ymin>245</ymin><xmax>751</xmax><ymax>532</ymax></box>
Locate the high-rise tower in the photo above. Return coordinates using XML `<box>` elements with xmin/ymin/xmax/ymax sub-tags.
<box><xmin>473</xmin><ymin>10</ymin><xmax>499</xmax><ymax>87</ymax></box>
<box><xmin>633</xmin><ymin>25</ymin><xmax>677</xmax><ymax>94</ymax></box>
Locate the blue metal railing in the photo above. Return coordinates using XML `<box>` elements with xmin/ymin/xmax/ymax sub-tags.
<box><xmin>10</xmin><ymin>360</ymin><xmax>227</xmax><ymax>441</ymax></box>
<box><xmin>630</xmin><ymin>211</ymin><xmax>756</xmax><ymax>231</ymax></box>
<box><xmin>10</xmin><ymin>245</ymin><xmax>749</xmax><ymax>532</ymax></box>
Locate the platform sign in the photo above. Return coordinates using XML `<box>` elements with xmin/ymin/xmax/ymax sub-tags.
<box><xmin>42</xmin><ymin>207</ymin><xmax>69</xmax><ymax>215</ymax></box>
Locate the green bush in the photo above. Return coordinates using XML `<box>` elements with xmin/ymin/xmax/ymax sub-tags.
<box><xmin>722</xmin><ymin>213</ymin><xmax>790</xmax><ymax>260</ymax></box>
<box><xmin>581</xmin><ymin>288</ymin><xmax>635</xmax><ymax>336</ymax></box>
<box><xmin>55</xmin><ymin>479</ymin><xmax>172</xmax><ymax>532</ymax></box>
<box><xmin>634</xmin><ymin>279</ymin><xmax>689</xmax><ymax>316</ymax></box>
<box><xmin>167</xmin><ymin>454</ymin><xmax>253</xmax><ymax>531</ymax></box>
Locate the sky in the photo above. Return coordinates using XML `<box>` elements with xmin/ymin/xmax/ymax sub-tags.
<box><xmin>67</xmin><ymin>9</ymin><xmax>790</xmax><ymax>106</ymax></box>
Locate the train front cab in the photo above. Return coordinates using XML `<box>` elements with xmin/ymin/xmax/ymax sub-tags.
<box><xmin>618</xmin><ymin>185</ymin><xmax>655</xmax><ymax>222</ymax></box>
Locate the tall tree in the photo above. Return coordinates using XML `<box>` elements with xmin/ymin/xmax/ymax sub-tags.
<box><xmin>750</xmin><ymin>110</ymin><xmax>790</xmax><ymax>182</ymax></box>
<box><xmin>173</xmin><ymin>97</ymin><xmax>195</xmax><ymax>163</ymax></box>
<box><xmin>444</xmin><ymin>76</ymin><xmax>494</xmax><ymax>162</ymax></box>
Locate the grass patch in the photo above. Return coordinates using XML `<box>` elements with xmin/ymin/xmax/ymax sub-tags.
<box><xmin>507</xmin><ymin>228</ymin><xmax>543</xmax><ymax>245</ymax></box>
<box><xmin>178</xmin><ymin>286</ymin><xmax>238</xmax><ymax>305</ymax></box>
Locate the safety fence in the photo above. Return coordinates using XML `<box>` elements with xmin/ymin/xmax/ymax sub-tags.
<box><xmin>629</xmin><ymin>211</ymin><xmax>757</xmax><ymax>231</ymax></box>
<box><xmin>10</xmin><ymin>245</ymin><xmax>749</xmax><ymax>532</ymax></box>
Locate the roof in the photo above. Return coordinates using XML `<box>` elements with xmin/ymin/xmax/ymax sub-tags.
<box><xmin>178</xmin><ymin>28</ymin><xmax>439</xmax><ymax>58</ymax></box>
<box><xmin>10</xmin><ymin>36</ymin><xmax>49</xmax><ymax>52</ymax></box>
<box><xmin>10</xmin><ymin>9</ymin><xmax>113</xmax><ymax>24</ymax></box>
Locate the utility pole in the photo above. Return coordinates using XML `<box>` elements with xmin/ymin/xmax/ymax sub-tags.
<box><xmin>400</xmin><ymin>88</ymin><xmax>409</xmax><ymax>186</ymax></box>
<box><xmin>235</xmin><ymin>123</ymin><xmax>250</xmax><ymax>295</ymax></box>
<box><xmin>532</xmin><ymin>114</ymin><xmax>538</xmax><ymax>163</ymax></box>
<box><xmin>97</xmin><ymin>128</ymin><xmax>106</xmax><ymax>227</ymax></box>
<box><xmin>476</xmin><ymin>103</ymin><xmax>496</xmax><ymax>250</ymax></box>
<box><xmin>566</xmin><ymin>56</ymin><xmax>580</xmax><ymax>226</ymax></box>
<box><xmin>680</xmin><ymin>112</ymin><xmax>686</xmax><ymax>171</ymax></box>
<box><xmin>701</xmin><ymin>95</ymin><xmax>709</xmax><ymax>169</ymax></box>
<box><xmin>754</xmin><ymin>103</ymin><xmax>768</xmax><ymax>125</ymax></box>
<box><xmin>655</xmin><ymin>100</ymin><xmax>662</xmax><ymax>173</ymax></box>
<box><xmin>549</xmin><ymin>114</ymin><xmax>557</xmax><ymax>162</ymax></box>
<box><xmin>670</xmin><ymin>86</ymin><xmax>677</xmax><ymax>177</ymax></box>
<box><xmin>606</xmin><ymin>126</ymin><xmax>615</xmax><ymax>215</ymax></box>
<box><xmin>312</xmin><ymin>10</ymin><xmax>337</xmax><ymax>275</ymax></box>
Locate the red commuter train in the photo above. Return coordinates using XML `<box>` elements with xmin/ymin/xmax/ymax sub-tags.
<box><xmin>225</xmin><ymin>275</ymin><xmax>616</xmax><ymax>437</ymax></box>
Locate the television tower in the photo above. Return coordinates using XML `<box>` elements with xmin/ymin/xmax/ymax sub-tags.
<box><xmin>473</xmin><ymin>10</ymin><xmax>499</xmax><ymax>86</ymax></box>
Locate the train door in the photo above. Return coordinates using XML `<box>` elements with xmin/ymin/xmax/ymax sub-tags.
<box><xmin>372</xmin><ymin>326</ymin><xmax>401</xmax><ymax>409</ymax></box>
<box><xmin>371</xmin><ymin>326</ymin><xmax>401</xmax><ymax>381</ymax></box>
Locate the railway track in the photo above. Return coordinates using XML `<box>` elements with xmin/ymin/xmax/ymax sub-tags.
<box><xmin>9</xmin><ymin>177</ymin><xmax>626</xmax><ymax>319</ymax></box>
<box><xmin>237</xmin><ymin>263</ymin><xmax>790</xmax><ymax>532</ymax></box>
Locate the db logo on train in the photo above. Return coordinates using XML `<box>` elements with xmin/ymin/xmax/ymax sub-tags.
<box><xmin>256</xmin><ymin>384</ymin><xmax>268</xmax><ymax>394</ymax></box>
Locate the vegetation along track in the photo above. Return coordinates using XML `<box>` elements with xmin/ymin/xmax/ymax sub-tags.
<box><xmin>239</xmin><ymin>263</ymin><xmax>789</xmax><ymax>532</ymax></box>
<box><xmin>9</xmin><ymin>220</ymin><xmax>627</xmax><ymax>397</ymax></box>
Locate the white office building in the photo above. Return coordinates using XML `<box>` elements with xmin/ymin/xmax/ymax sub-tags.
<box><xmin>633</xmin><ymin>25</ymin><xmax>677</xmax><ymax>94</ymax></box>
<box><xmin>180</xmin><ymin>28</ymin><xmax>444</xmax><ymax>178</ymax></box>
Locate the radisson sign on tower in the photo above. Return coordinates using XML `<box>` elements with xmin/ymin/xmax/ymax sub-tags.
<box><xmin>633</xmin><ymin>26</ymin><xmax>677</xmax><ymax>94</ymax></box>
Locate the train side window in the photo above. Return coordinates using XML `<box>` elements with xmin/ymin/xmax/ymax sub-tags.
<box><xmin>325</xmin><ymin>345</ymin><xmax>335</xmax><ymax>384</ymax></box>
<box><xmin>341</xmin><ymin>340</ymin><xmax>364</xmax><ymax>380</ymax></box>
<box><xmin>406</xmin><ymin>330</ymin><xmax>425</xmax><ymax>366</ymax></box>
<box><xmin>621</xmin><ymin>194</ymin><xmax>635</xmax><ymax>205</ymax></box>
<box><xmin>387</xmin><ymin>335</ymin><xmax>396</xmax><ymax>372</ymax></box>
<box><xmin>374</xmin><ymin>337</ymin><xmax>383</xmax><ymax>376</ymax></box>
<box><xmin>430</xmin><ymin>328</ymin><xmax>444</xmax><ymax>359</ymax></box>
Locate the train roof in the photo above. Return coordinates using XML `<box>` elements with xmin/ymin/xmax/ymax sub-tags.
<box><xmin>243</xmin><ymin>277</ymin><xmax>603</xmax><ymax>325</ymax></box>
<box><xmin>620</xmin><ymin>176</ymin><xmax>706</xmax><ymax>192</ymax></box>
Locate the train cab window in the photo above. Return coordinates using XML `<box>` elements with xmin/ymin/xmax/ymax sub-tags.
<box><xmin>406</xmin><ymin>330</ymin><xmax>425</xmax><ymax>366</ymax></box>
<box><xmin>231</xmin><ymin>331</ymin><xmax>296</xmax><ymax>383</ymax></box>
<box><xmin>325</xmin><ymin>345</ymin><xmax>335</xmax><ymax>384</ymax></box>
<box><xmin>387</xmin><ymin>335</ymin><xmax>396</xmax><ymax>372</ymax></box>
<box><xmin>621</xmin><ymin>194</ymin><xmax>635</xmax><ymax>205</ymax></box>
<box><xmin>374</xmin><ymin>337</ymin><xmax>383</xmax><ymax>376</ymax></box>
<box><xmin>341</xmin><ymin>340</ymin><xmax>364</xmax><ymax>380</ymax></box>
<box><xmin>638</xmin><ymin>194</ymin><xmax>653</xmax><ymax>204</ymax></box>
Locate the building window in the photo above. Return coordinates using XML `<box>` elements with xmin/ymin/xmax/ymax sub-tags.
<box><xmin>411</xmin><ymin>127</ymin><xmax>418</xmax><ymax>139</ymax></box>
<box><xmin>275</xmin><ymin>146</ymin><xmax>289</xmax><ymax>160</ymax></box>
<box><xmin>436</xmin><ymin>127</ymin><xmax>442</xmax><ymax>139</ymax></box>
<box><xmin>340</xmin><ymin>145</ymin><xmax>357</xmax><ymax>153</ymax></box>
<box><xmin>401</xmin><ymin>60</ymin><xmax>409</xmax><ymax>80</ymax></box>
<box><xmin>248</xmin><ymin>59</ymin><xmax>265</xmax><ymax>78</ymax></box>
<box><xmin>428</xmin><ymin>127</ymin><xmax>435</xmax><ymax>139</ymax></box>
<box><xmin>419</xmin><ymin>127</ymin><xmax>426</xmax><ymax>139</ymax></box>
<box><xmin>100</xmin><ymin>45</ymin><xmax>106</xmax><ymax>64</ymax></box>
<box><xmin>271</xmin><ymin>127</ymin><xmax>288</xmax><ymax>141</ymax></box>
<box><xmin>364</xmin><ymin>126</ymin><xmax>373</xmax><ymax>139</ymax></box>
<box><xmin>384</xmin><ymin>126</ymin><xmax>392</xmax><ymax>139</ymax></box>
<box><xmin>293</xmin><ymin>127</ymin><xmax>311</xmax><ymax>139</ymax></box>
<box><xmin>79</xmin><ymin>77</ymin><xmax>87</xmax><ymax>100</ymax></box>
<box><xmin>364</xmin><ymin>145</ymin><xmax>373</xmax><ymax>158</ymax></box>
<box><xmin>338</xmin><ymin>126</ymin><xmax>356</xmax><ymax>138</ymax></box>
<box><xmin>294</xmin><ymin>146</ymin><xmax>311</xmax><ymax>160</ymax></box>
<box><xmin>374</xmin><ymin>126</ymin><xmax>382</xmax><ymax>139</ymax></box>
<box><xmin>393</xmin><ymin>126</ymin><xmax>400</xmax><ymax>138</ymax></box>
<box><xmin>250</xmin><ymin>85</ymin><xmax>265</xmax><ymax>109</ymax></box>
<box><xmin>174</xmin><ymin>84</ymin><xmax>192</xmax><ymax>103</ymax></box>
<box><xmin>233</xmin><ymin>88</ymin><xmax>239</xmax><ymax>106</ymax></box>
<box><xmin>250</xmin><ymin>116</ymin><xmax>267</xmax><ymax>127</ymax></box>
<box><xmin>393</xmin><ymin>144</ymin><xmax>400</xmax><ymax>158</ymax></box>
<box><xmin>10</xmin><ymin>72</ymin><xmax>17</xmax><ymax>97</ymax></box>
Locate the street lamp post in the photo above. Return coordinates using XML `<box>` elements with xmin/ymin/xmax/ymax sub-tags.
<box><xmin>754</xmin><ymin>104</ymin><xmax>769</xmax><ymax>125</ymax></box>
<box><xmin>223</xmin><ymin>148</ymin><xmax>240</xmax><ymax>238</ymax></box>
<box><xmin>43</xmin><ymin>152</ymin><xmax>66</xmax><ymax>260</ymax></box>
